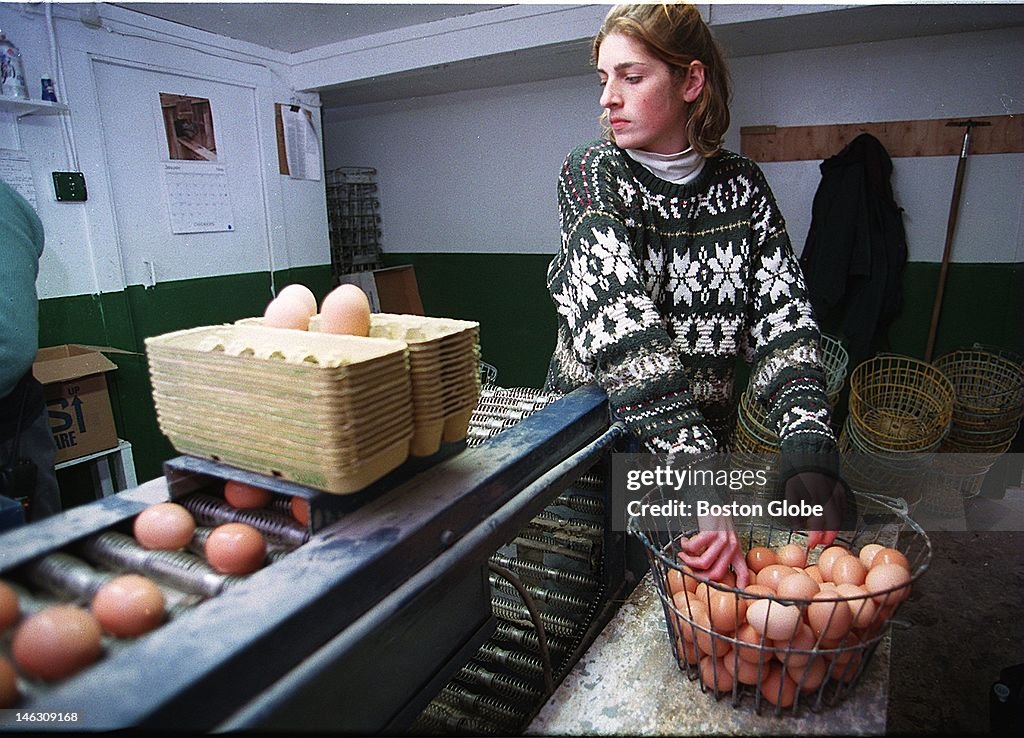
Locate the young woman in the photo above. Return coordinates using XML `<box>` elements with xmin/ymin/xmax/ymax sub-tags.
<box><xmin>545</xmin><ymin>3</ymin><xmax>845</xmax><ymax>583</ymax></box>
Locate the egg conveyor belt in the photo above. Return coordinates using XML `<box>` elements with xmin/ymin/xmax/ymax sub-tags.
<box><xmin>0</xmin><ymin>384</ymin><xmax>623</xmax><ymax>732</ymax></box>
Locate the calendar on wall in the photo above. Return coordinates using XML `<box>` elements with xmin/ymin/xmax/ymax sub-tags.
<box><xmin>162</xmin><ymin>161</ymin><xmax>234</xmax><ymax>234</ymax></box>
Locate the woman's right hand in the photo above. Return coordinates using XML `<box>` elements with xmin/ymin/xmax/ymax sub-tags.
<box><xmin>677</xmin><ymin>514</ymin><xmax>750</xmax><ymax>588</ymax></box>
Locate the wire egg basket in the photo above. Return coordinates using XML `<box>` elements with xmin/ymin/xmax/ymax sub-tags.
<box><xmin>629</xmin><ymin>488</ymin><xmax>930</xmax><ymax>717</ymax></box>
<box><xmin>848</xmin><ymin>354</ymin><xmax>954</xmax><ymax>452</ymax></box>
<box><xmin>821</xmin><ymin>333</ymin><xmax>849</xmax><ymax>408</ymax></box>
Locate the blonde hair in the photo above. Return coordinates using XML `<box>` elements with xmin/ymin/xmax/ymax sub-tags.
<box><xmin>593</xmin><ymin>3</ymin><xmax>732</xmax><ymax>157</ymax></box>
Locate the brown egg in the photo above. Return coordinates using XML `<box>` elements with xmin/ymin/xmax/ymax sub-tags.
<box><xmin>686</xmin><ymin>598</ymin><xmax>722</xmax><ymax>656</ymax></box>
<box><xmin>0</xmin><ymin>656</ymin><xmax>18</xmax><ymax>708</ymax></box>
<box><xmin>667</xmin><ymin>568</ymin><xmax>687</xmax><ymax>598</ymax></box>
<box><xmin>787</xmin><ymin>654</ymin><xmax>829</xmax><ymax>692</ymax></box>
<box><xmin>672</xmin><ymin>591</ymin><xmax>707</xmax><ymax>629</ymax></box>
<box><xmin>760</xmin><ymin>663</ymin><xmax>798</xmax><ymax>707</ymax></box>
<box><xmin>318</xmin><ymin>284</ymin><xmax>371</xmax><ymax>336</ymax></box>
<box><xmin>807</xmin><ymin>590</ymin><xmax>854</xmax><ymax>640</ymax></box>
<box><xmin>746</xmin><ymin>598</ymin><xmax>801</xmax><ymax>641</ymax></box>
<box><xmin>815</xmin><ymin>545</ymin><xmax>850</xmax><ymax>582</ymax></box>
<box><xmin>91</xmin><ymin>574</ymin><xmax>166</xmax><ymax>638</ymax></box>
<box><xmin>223</xmin><ymin>480</ymin><xmax>272</xmax><ymax>510</ymax></box>
<box><xmin>830</xmin><ymin>555</ymin><xmax>868</xmax><ymax>586</ymax></box>
<box><xmin>134</xmin><ymin>503</ymin><xmax>196</xmax><ymax>551</ymax></box>
<box><xmin>723</xmin><ymin>650</ymin><xmax>763</xmax><ymax>684</ymax></box>
<box><xmin>0</xmin><ymin>580</ymin><xmax>20</xmax><ymax>632</ymax></box>
<box><xmin>674</xmin><ymin>631</ymin><xmax>701</xmax><ymax>665</ymax></box>
<box><xmin>700</xmin><ymin>655</ymin><xmax>734</xmax><ymax>693</ymax></box>
<box><xmin>871</xmin><ymin>547</ymin><xmax>911</xmax><ymax>572</ymax></box>
<box><xmin>772</xmin><ymin>621</ymin><xmax>817</xmax><ymax>667</ymax></box>
<box><xmin>757</xmin><ymin>564</ymin><xmax>795</xmax><ymax>591</ymax></box>
<box><xmin>205</xmin><ymin>523</ymin><xmax>266</xmax><ymax>575</ymax></box>
<box><xmin>744</xmin><ymin>583</ymin><xmax>776</xmax><ymax>598</ymax></box>
<box><xmin>708</xmin><ymin>589</ymin><xmax>748</xmax><ymax>634</ymax></box>
<box><xmin>745</xmin><ymin>546</ymin><xmax>777</xmax><ymax>574</ymax></box>
<box><xmin>776</xmin><ymin>571</ymin><xmax>820</xmax><ymax>602</ymax></box>
<box><xmin>291</xmin><ymin>497</ymin><xmax>310</xmax><ymax>527</ymax></box>
<box><xmin>12</xmin><ymin>605</ymin><xmax>103</xmax><ymax>681</ymax></box>
<box><xmin>276</xmin><ymin>284</ymin><xmax>318</xmax><ymax>317</ymax></box>
<box><xmin>834</xmin><ymin>583</ymin><xmax>877</xmax><ymax>629</ymax></box>
<box><xmin>864</xmin><ymin>563</ymin><xmax>911</xmax><ymax>606</ymax></box>
<box><xmin>776</xmin><ymin>543</ymin><xmax>808</xmax><ymax>568</ymax></box>
<box><xmin>263</xmin><ymin>295</ymin><xmax>311</xmax><ymax>330</ymax></box>
<box><xmin>803</xmin><ymin>564</ymin><xmax>824</xmax><ymax>583</ymax></box>
<box><xmin>734</xmin><ymin>622</ymin><xmax>767</xmax><ymax>663</ymax></box>
<box><xmin>858</xmin><ymin>543</ymin><xmax>885</xmax><ymax>569</ymax></box>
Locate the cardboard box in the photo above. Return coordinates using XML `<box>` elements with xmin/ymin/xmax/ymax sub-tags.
<box><xmin>337</xmin><ymin>265</ymin><xmax>424</xmax><ymax>315</ymax></box>
<box><xmin>33</xmin><ymin>345</ymin><xmax>119</xmax><ymax>464</ymax></box>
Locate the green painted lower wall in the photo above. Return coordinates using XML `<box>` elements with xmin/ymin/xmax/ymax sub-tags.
<box><xmin>36</xmin><ymin>256</ymin><xmax>1022</xmax><ymax>504</ymax></box>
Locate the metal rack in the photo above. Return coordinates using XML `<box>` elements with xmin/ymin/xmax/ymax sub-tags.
<box><xmin>325</xmin><ymin>166</ymin><xmax>383</xmax><ymax>282</ymax></box>
<box><xmin>412</xmin><ymin>386</ymin><xmax>637</xmax><ymax>735</ymax></box>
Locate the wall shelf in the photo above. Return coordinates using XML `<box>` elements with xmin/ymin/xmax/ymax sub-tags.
<box><xmin>0</xmin><ymin>97</ymin><xmax>69</xmax><ymax>118</ymax></box>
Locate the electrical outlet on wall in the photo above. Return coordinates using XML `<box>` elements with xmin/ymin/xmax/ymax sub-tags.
<box><xmin>52</xmin><ymin>172</ymin><xmax>88</xmax><ymax>202</ymax></box>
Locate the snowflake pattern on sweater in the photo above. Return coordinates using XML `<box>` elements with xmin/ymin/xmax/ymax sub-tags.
<box><xmin>545</xmin><ymin>140</ymin><xmax>835</xmax><ymax>458</ymax></box>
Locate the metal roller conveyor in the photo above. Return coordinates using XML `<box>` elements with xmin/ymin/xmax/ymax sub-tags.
<box><xmin>1</xmin><ymin>385</ymin><xmax>635</xmax><ymax>732</ymax></box>
<box><xmin>488</xmin><ymin>553</ymin><xmax>601</xmax><ymax>591</ymax></box>
<box><xmin>487</xmin><ymin>574</ymin><xmax>594</xmax><ymax>615</ymax></box>
<box><xmin>77</xmin><ymin>530</ymin><xmax>232</xmax><ymax>598</ymax></box>
<box><xmin>178</xmin><ymin>493</ymin><xmax>310</xmax><ymax>546</ymax></box>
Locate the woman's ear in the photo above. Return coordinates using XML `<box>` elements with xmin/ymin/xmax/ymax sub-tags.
<box><xmin>681</xmin><ymin>61</ymin><xmax>706</xmax><ymax>103</ymax></box>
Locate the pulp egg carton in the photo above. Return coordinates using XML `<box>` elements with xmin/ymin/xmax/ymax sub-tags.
<box><xmin>146</xmin><ymin>324</ymin><xmax>415</xmax><ymax>494</ymax></box>
<box><xmin>246</xmin><ymin>312</ymin><xmax>483</xmax><ymax>457</ymax></box>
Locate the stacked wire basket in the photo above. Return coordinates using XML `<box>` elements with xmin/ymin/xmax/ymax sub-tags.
<box><xmin>838</xmin><ymin>354</ymin><xmax>954</xmax><ymax>512</ymax></box>
<box><xmin>922</xmin><ymin>346</ymin><xmax>1024</xmax><ymax>515</ymax></box>
<box><xmin>731</xmin><ymin>333</ymin><xmax>849</xmax><ymax>495</ymax></box>
<box><xmin>326</xmin><ymin>166</ymin><xmax>384</xmax><ymax>282</ymax></box>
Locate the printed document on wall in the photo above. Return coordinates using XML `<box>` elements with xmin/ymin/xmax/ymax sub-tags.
<box><xmin>162</xmin><ymin>161</ymin><xmax>234</xmax><ymax>234</ymax></box>
<box><xmin>282</xmin><ymin>106</ymin><xmax>321</xmax><ymax>181</ymax></box>
<box><xmin>0</xmin><ymin>149</ymin><xmax>38</xmax><ymax>209</ymax></box>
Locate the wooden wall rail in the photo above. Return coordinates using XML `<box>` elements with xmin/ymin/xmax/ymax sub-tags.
<box><xmin>740</xmin><ymin>114</ymin><xmax>1022</xmax><ymax>162</ymax></box>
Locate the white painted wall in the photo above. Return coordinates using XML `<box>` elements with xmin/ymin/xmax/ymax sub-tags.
<box><xmin>0</xmin><ymin>3</ymin><xmax>327</xmax><ymax>300</ymax></box>
<box><xmin>323</xmin><ymin>23</ymin><xmax>1023</xmax><ymax>263</ymax></box>
<box><xmin>730</xmin><ymin>25</ymin><xmax>1024</xmax><ymax>263</ymax></box>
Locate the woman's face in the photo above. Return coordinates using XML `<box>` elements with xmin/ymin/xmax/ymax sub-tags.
<box><xmin>596</xmin><ymin>32</ymin><xmax>700</xmax><ymax>154</ymax></box>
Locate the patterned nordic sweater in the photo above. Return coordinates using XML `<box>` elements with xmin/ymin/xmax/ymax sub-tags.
<box><xmin>544</xmin><ymin>140</ymin><xmax>836</xmax><ymax>459</ymax></box>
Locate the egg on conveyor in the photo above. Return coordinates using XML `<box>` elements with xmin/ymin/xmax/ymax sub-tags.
<box><xmin>205</xmin><ymin>523</ymin><xmax>267</xmax><ymax>575</ymax></box>
<box><xmin>0</xmin><ymin>656</ymin><xmax>19</xmax><ymax>707</ymax></box>
<box><xmin>0</xmin><ymin>580</ymin><xmax>20</xmax><ymax>632</ymax></box>
<box><xmin>318</xmin><ymin>284</ymin><xmax>371</xmax><ymax>336</ymax></box>
<box><xmin>223</xmin><ymin>480</ymin><xmax>272</xmax><ymax>509</ymax></box>
<box><xmin>11</xmin><ymin>605</ymin><xmax>103</xmax><ymax>681</ymax></box>
<box><xmin>91</xmin><ymin>574</ymin><xmax>166</xmax><ymax>638</ymax></box>
<box><xmin>133</xmin><ymin>502</ymin><xmax>197</xmax><ymax>551</ymax></box>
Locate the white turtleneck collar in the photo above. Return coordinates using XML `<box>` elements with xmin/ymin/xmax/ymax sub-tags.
<box><xmin>626</xmin><ymin>146</ymin><xmax>705</xmax><ymax>185</ymax></box>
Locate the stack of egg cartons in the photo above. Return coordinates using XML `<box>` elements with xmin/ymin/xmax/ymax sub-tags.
<box><xmin>360</xmin><ymin>314</ymin><xmax>481</xmax><ymax>457</ymax></box>
<box><xmin>146</xmin><ymin>323</ymin><xmax>414</xmax><ymax>494</ymax></box>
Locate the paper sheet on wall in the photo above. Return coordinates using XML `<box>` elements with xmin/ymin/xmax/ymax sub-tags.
<box><xmin>162</xmin><ymin>161</ymin><xmax>234</xmax><ymax>234</ymax></box>
<box><xmin>0</xmin><ymin>149</ymin><xmax>38</xmax><ymax>209</ymax></box>
<box><xmin>282</xmin><ymin>107</ymin><xmax>321</xmax><ymax>181</ymax></box>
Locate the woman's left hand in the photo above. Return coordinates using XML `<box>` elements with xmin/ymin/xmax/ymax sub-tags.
<box><xmin>678</xmin><ymin>514</ymin><xmax>750</xmax><ymax>588</ymax></box>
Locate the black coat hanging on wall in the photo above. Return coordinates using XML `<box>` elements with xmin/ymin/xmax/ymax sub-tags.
<box><xmin>799</xmin><ymin>133</ymin><xmax>908</xmax><ymax>367</ymax></box>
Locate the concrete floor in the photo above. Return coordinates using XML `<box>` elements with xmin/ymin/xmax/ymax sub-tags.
<box><xmin>886</xmin><ymin>488</ymin><xmax>1024</xmax><ymax>734</ymax></box>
